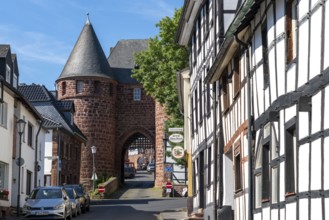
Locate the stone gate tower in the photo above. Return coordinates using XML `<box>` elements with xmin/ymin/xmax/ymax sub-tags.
<box><xmin>56</xmin><ymin>19</ymin><xmax>118</xmax><ymax>185</ymax></box>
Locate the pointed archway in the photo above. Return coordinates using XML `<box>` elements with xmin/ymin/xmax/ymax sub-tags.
<box><xmin>119</xmin><ymin>128</ymin><xmax>155</xmax><ymax>183</ymax></box>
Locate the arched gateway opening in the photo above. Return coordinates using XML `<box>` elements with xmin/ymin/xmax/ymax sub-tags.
<box><xmin>121</xmin><ymin>132</ymin><xmax>155</xmax><ymax>183</ymax></box>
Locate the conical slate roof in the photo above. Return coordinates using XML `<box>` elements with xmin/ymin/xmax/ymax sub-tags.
<box><xmin>57</xmin><ymin>19</ymin><xmax>114</xmax><ymax>81</ymax></box>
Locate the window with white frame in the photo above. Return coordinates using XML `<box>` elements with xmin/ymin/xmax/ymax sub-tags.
<box><xmin>76</xmin><ymin>81</ymin><xmax>83</xmax><ymax>94</ymax></box>
<box><xmin>285</xmin><ymin>123</ymin><xmax>296</xmax><ymax>195</ymax></box>
<box><xmin>133</xmin><ymin>88</ymin><xmax>141</xmax><ymax>101</ymax></box>
<box><xmin>0</xmin><ymin>162</ymin><xmax>8</xmax><ymax>190</ymax></box>
<box><xmin>13</xmin><ymin>74</ymin><xmax>18</xmax><ymax>89</ymax></box>
<box><xmin>27</xmin><ymin>123</ymin><xmax>33</xmax><ymax>147</ymax></box>
<box><xmin>26</xmin><ymin>170</ymin><xmax>32</xmax><ymax>195</ymax></box>
<box><xmin>5</xmin><ymin>65</ymin><xmax>11</xmax><ymax>83</ymax></box>
<box><xmin>0</xmin><ymin>102</ymin><xmax>7</xmax><ymax>128</ymax></box>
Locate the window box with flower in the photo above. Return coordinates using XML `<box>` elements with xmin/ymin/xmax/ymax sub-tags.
<box><xmin>0</xmin><ymin>189</ymin><xmax>9</xmax><ymax>200</ymax></box>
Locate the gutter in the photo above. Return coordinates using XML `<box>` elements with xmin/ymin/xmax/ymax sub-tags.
<box><xmin>34</xmin><ymin>119</ymin><xmax>44</xmax><ymax>188</ymax></box>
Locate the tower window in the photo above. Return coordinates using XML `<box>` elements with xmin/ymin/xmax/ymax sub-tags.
<box><xmin>76</xmin><ymin>81</ymin><xmax>83</xmax><ymax>94</ymax></box>
<box><xmin>62</xmin><ymin>82</ymin><xmax>66</xmax><ymax>96</ymax></box>
<box><xmin>94</xmin><ymin>81</ymin><xmax>101</xmax><ymax>94</ymax></box>
<box><xmin>133</xmin><ymin>88</ymin><xmax>141</xmax><ymax>101</ymax></box>
<box><xmin>109</xmin><ymin>83</ymin><xmax>113</xmax><ymax>96</ymax></box>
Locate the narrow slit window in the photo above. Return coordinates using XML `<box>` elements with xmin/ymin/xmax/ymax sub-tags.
<box><xmin>133</xmin><ymin>88</ymin><xmax>141</xmax><ymax>101</ymax></box>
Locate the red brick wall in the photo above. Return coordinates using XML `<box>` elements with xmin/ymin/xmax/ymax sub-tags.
<box><xmin>57</xmin><ymin>77</ymin><xmax>118</xmax><ymax>188</ymax></box>
<box><xmin>115</xmin><ymin>84</ymin><xmax>155</xmax><ymax>181</ymax></box>
<box><xmin>57</xmin><ymin>78</ymin><xmax>157</xmax><ymax>188</ymax></box>
<box><xmin>51</xmin><ymin>129</ymin><xmax>82</xmax><ymax>186</ymax></box>
<box><xmin>154</xmin><ymin>101</ymin><xmax>169</xmax><ymax>188</ymax></box>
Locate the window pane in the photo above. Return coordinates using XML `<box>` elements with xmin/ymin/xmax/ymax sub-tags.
<box><xmin>255</xmin><ymin>174</ymin><xmax>262</xmax><ymax>208</ymax></box>
<box><xmin>28</xmin><ymin>123</ymin><xmax>33</xmax><ymax>146</ymax></box>
<box><xmin>133</xmin><ymin>88</ymin><xmax>141</xmax><ymax>101</ymax></box>
<box><xmin>271</xmin><ymin>167</ymin><xmax>278</xmax><ymax>203</ymax></box>
<box><xmin>76</xmin><ymin>81</ymin><xmax>83</xmax><ymax>94</ymax></box>
<box><xmin>0</xmin><ymin>162</ymin><xmax>8</xmax><ymax>189</ymax></box>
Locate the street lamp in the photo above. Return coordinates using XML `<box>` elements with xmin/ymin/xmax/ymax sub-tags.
<box><xmin>91</xmin><ymin>146</ymin><xmax>97</xmax><ymax>191</ymax></box>
<box><xmin>16</xmin><ymin>118</ymin><xmax>26</xmax><ymax>217</ymax></box>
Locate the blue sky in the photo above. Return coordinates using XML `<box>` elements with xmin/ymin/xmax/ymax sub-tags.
<box><xmin>0</xmin><ymin>0</ymin><xmax>183</xmax><ymax>90</ymax></box>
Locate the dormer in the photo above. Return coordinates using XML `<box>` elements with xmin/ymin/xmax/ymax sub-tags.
<box><xmin>0</xmin><ymin>45</ymin><xmax>19</xmax><ymax>90</ymax></box>
<box><xmin>12</xmin><ymin>54</ymin><xmax>19</xmax><ymax>89</ymax></box>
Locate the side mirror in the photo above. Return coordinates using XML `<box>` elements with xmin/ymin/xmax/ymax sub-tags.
<box><xmin>25</xmin><ymin>197</ymin><xmax>29</xmax><ymax>201</ymax></box>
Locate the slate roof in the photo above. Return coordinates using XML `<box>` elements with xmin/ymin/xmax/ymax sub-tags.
<box><xmin>108</xmin><ymin>39</ymin><xmax>148</xmax><ymax>84</ymax></box>
<box><xmin>57</xmin><ymin>20</ymin><xmax>114</xmax><ymax>81</ymax></box>
<box><xmin>0</xmin><ymin>45</ymin><xmax>10</xmax><ymax>57</ymax></box>
<box><xmin>55</xmin><ymin>101</ymin><xmax>74</xmax><ymax>112</ymax></box>
<box><xmin>19</xmin><ymin>84</ymin><xmax>87</xmax><ymax>142</ymax></box>
<box><xmin>19</xmin><ymin>84</ymin><xmax>53</xmax><ymax>101</ymax></box>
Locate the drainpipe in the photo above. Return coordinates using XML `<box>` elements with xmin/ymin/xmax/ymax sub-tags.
<box><xmin>234</xmin><ymin>33</ymin><xmax>253</xmax><ymax>220</ymax></box>
<box><xmin>212</xmin><ymin>0</ymin><xmax>218</xmax><ymax>219</ymax></box>
<box><xmin>57</xmin><ymin>124</ymin><xmax>61</xmax><ymax>186</ymax></box>
<box><xmin>212</xmin><ymin>83</ymin><xmax>218</xmax><ymax>220</ymax></box>
<box><xmin>34</xmin><ymin>119</ymin><xmax>44</xmax><ymax>188</ymax></box>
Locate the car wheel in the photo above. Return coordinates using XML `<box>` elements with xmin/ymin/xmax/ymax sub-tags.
<box><xmin>78</xmin><ymin>205</ymin><xmax>81</xmax><ymax>215</ymax></box>
<box><xmin>63</xmin><ymin>209</ymin><xmax>67</xmax><ymax>220</ymax></box>
<box><xmin>69</xmin><ymin>208</ymin><xmax>73</xmax><ymax>219</ymax></box>
<box><xmin>81</xmin><ymin>204</ymin><xmax>86</xmax><ymax>213</ymax></box>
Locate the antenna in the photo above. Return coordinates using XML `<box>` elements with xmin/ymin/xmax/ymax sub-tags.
<box><xmin>86</xmin><ymin>12</ymin><xmax>90</xmax><ymax>24</ymax></box>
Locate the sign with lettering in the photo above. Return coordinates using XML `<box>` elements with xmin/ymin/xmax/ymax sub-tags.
<box><xmin>168</xmin><ymin>133</ymin><xmax>184</xmax><ymax>143</ymax></box>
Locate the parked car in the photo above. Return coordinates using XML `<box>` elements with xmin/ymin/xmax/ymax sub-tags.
<box><xmin>64</xmin><ymin>184</ymin><xmax>90</xmax><ymax>213</ymax></box>
<box><xmin>147</xmin><ymin>163</ymin><xmax>155</xmax><ymax>172</ymax></box>
<box><xmin>125</xmin><ymin>162</ymin><xmax>136</xmax><ymax>173</ymax></box>
<box><xmin>124</xmin><ymin>167</ymin><xmax>135</xmax><ymax>178</ymax></box>
<box><xmin>22</xmin><ymin>186</ymin><xmax>72</xmax><ymax>220</ymax></box>
<box><xmin>64</xmin><ymin>187</ymin><xmax>81</xmax><ymax>217</ymax></box>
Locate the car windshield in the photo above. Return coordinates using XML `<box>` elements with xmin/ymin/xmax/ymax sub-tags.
<box><xmin>73</xmin><ymin>187</ymin><xmax>83</xmax><ymax>195</ymax></box>
<box><xmin>65</xmin><ymin>189</ymin><xmax>75</xmax><ymax>199</ymax></box>
<box><xmin>30</xmin><ymin>189</ymin><xmax>62</xmax><ymax>199</ymax></box>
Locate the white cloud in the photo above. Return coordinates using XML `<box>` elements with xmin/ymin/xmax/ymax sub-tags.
<box><xmin>0</xmin><ymin>25</ymin><xmax>69</xmax><ymax>65</ymax></box>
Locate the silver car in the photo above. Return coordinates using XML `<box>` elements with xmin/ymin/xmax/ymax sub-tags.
<box><xmin>22</xmin><ymin>186</ymin><xmax>72</xmax><ymax>220</ymax></box>
<box><xmin>64</xmin><ymin>187</ymin><xmax>81</xmax><ymax>217</ymax></box>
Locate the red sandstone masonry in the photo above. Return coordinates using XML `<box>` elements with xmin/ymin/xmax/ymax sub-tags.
<box><xmin>57</xmin><ymin>77</ymin><xmax>157</xmax><ymax>189</ymax></box>
<box><xmin>154</xmin><ymin>102</ymin><xmax>168</xmax><ymax>188</ymax></box>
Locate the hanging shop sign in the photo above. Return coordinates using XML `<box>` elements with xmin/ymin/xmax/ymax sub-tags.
<box><xmin>168</xmin><ymin>133</ymin><xmax>184</xmax><ymax>143</ymax></box>
<box><xmin>172</xmin><ymin>146</ymin><xmax>185</xmax><ymax>159</ymax></box>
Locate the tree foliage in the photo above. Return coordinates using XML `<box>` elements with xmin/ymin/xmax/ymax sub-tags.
<box><xmin>132</xmin><ymin>8</ymin><xmax>189</xmax><ymax>123</ymax></box>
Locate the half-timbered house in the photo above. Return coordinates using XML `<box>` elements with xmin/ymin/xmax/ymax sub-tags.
<box><xmin>176</xmin><ymin>0</ymin><xmax>242</xmax><ymax>219</ymax></box>
<box><xmin>178</xmin><ymin>0</ymin><xmax>329</xmax><ymax>219</ymax></box>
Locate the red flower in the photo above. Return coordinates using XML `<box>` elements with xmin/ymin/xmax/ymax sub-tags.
<box><xmin>0</xmin><ymin>189</ymin><xmax>9</xmax><ymax>196</ymax></box>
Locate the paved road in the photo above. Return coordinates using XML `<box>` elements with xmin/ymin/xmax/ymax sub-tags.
<box><xmin>84</xmin><ymin>170</ymin><xmax>187</xmax><ymax>220</ymax></box>
<box><xmin>7</xmin><ymin>171</ymin><xmax>187</xmax><ymax>220</ymax></box>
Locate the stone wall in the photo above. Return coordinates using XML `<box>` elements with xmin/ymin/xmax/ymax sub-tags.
<box><xmin>57</xmin><ymin>77</ymin><xmax>118</xmax><ymax>188</ymax></box>
<box><xmin>115</xmin><ymin>84</ymin><xmax>155</xmax><ymax>182</ymax></box>
<box><xmin>51</xmin><ymin>129</ymin><xmax>82</xmax><ymax>186</ymax></box>
<box><xmin>154</xmin><ymin>102</ymin><xmax>169</xmax><ymax>188</ymax></box>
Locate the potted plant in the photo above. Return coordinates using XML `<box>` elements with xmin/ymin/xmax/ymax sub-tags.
<box><xmin>0</xmin><ymin>189</ymin><xmax>9</xmax><ymax>200</ymax></box>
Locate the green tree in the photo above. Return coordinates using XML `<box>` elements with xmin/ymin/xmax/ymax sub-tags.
<box><xmin>132</xmin><ymin>8</ymin><xmax>189</xmax><ymax>124</ymax></box>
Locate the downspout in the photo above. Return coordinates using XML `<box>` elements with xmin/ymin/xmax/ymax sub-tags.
<box><xmin>212</xmin><ymin>0</ymin><xmax>218</xmax><ymax>219</ymax></box>
<box><xmin>212</xmin><ymin>83</ymin><xmax>218</xmax><ymax>220</ymax></box>
<box><xmin>57</xmin><ymin>124</ymin><xmax>61</xmax><ymax>186</ymax></box>
<box><xmin>234</xmin><ymin>33</ymin><xmax>253</xmax><ymax>220</ymax></box>
<box><xmin>34</xmin><ymin>119</ymin><xmax>44</xmax><ymax>188</ymax></box>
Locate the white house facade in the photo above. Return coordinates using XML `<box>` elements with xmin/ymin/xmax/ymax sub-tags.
<box><xmin>0</xmin><ymin>45</ymin><xmax>46</xmax><ymax>213</ymax></box>
<box><xmin>178</xmin><ymin>0</ymin><xmax>329</xmax><ymax>219</ymax></box>
<box><xmin>176</xmin><ymin>0</ymin><xmax>242</xmax><ymax>219</ymax></box>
